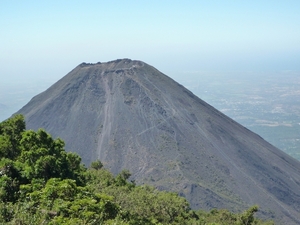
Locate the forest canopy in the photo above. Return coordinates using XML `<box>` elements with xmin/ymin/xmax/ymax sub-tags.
<box><xmin>0</xmin><ymin>115</ymin><xmax>274</xmax><ymax>224</ymax></box>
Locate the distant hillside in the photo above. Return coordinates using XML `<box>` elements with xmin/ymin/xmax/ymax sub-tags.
<box><xmin>16</xmin><ymin>59</ymin><xmax>300</xmax><ymax>224</ymax></box>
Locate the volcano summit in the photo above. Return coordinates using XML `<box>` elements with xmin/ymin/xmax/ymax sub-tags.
<box><xmin>16</xmin><ymin>59</ymin><xmax>300</xmax><ymax>224</ymax></box>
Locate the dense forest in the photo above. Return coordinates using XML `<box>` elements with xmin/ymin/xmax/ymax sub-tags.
<box><xmin>0</xmin><ymin>115</ymin><xmax>274</xmax><ymax>224</ymax></box>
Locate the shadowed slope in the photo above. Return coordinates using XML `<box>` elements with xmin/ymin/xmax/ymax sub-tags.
<box><xmin>16</xmin><ymin>59</ymin><xmax>300</xmax><ymax>224</ymax></box>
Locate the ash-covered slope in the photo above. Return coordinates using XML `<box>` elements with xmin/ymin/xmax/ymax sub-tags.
<box><xmin>16</xmin><ymin>59</ymin><xmax>300</xmax><ymax>224</ymax></box>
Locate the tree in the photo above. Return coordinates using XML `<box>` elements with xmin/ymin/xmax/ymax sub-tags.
<box><xmin>17</xmin><ymin>128</ymin><xmax>85</xmax><ymax>184</ymax></box>
<box><xmin>0</xmin><ymin>116</ymin><xmax>86</xmax><ymax>204</ymax></box>
<box><xmin>0</xmin><ymin>114</ymin><xmax>25</xmax><ymax>159</ymax></box>
<box><xmin>238</xmin><ymin>205</ymin><xmax>259</xmax><ymax>225</ymax></box>
<box><xmin>90</xmin><ymin>160</ymin><xmax>103</xmax><ymax>170</ymax></box>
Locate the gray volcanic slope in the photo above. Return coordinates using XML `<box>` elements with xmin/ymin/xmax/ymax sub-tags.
<box><xmin>16</xmin><ymin>59</ymin><xmax>300</xmax><ymax>224</ymax></box>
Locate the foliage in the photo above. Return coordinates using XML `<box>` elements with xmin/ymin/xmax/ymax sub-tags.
<box><xmin>90</xmin><ymin>160</ymin><xmax>103</xmax><ymax>170</ymax></box>
<box><xmin>0</xmin><ymin>114</ymin><xmax>25</xmax><ymax>159</ymax></box>
<box><xmin>0</xmin><ymin>115</ymin><xmax>274</xmax><ymax>224</ymax></box>
<box><xmin>194</xmin><ymin>206</ymin><xmax>275</xmax><ymax>225</ymax></box>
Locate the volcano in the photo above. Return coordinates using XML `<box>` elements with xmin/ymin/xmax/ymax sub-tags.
<box><xmin>16</xmin><ymin>59</ymin><xmax>300</xmax><ymax>224</ymax></box>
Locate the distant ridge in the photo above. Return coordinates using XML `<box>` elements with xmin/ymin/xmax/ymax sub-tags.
<box><xmin>16</xmin><ymin>59</ymin><xmax>300</xmax><ymax>224</ymax></box>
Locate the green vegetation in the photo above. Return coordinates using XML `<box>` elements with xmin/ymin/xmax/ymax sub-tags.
<box><xmin>0</xmin><ymin>115</ymin><xmax>274</xmax><ymax>224</ymax></box>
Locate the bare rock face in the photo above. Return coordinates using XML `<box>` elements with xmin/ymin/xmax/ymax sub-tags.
<box><xmin>16</xmin><ymin>59</ymin><xmax>300</xmax><ymax>224</ymax></box>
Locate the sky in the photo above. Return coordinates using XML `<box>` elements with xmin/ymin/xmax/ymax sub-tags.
<box><xmin>0</xmin><ymin>1</ymin><xmax>300</xmax><ymax>120</ymax></box>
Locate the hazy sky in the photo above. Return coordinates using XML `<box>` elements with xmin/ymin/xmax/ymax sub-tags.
<box><xmin>0</xmin><ymin>1</ymin><xmax>300</xmax><ymax>121</ymax></box>
<box><xmin>1</xmin><ymin>1</ymin><xmax>300</xmax><ymax>79</ymax></box>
